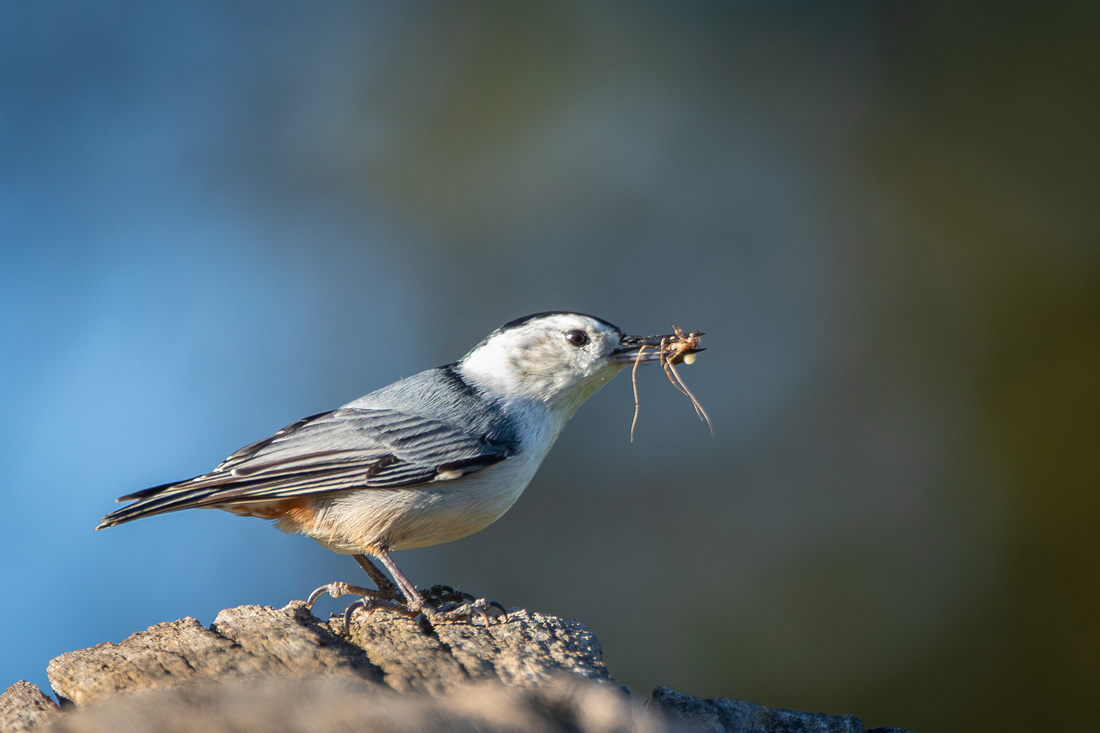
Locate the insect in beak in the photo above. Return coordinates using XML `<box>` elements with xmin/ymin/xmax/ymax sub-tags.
<box><xmin>621</xmin><ymin>326</ymin><xmax>711</xmax><ymax>441</ymax></box>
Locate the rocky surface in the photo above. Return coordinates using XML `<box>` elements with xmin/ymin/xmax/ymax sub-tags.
<box><xmin>0</xmin><ymin>680</ymin><xmax>60</xmax><ymax>733</ymax></box>
<box><xmin>648</xmin><ymin>687</ymin><xmax>913</xmax><ymax>733</ymax></box>
<box><xmin>1</xmin><ymin>601</ymin><xmax>914</xmax><ymax>732</ymax></box>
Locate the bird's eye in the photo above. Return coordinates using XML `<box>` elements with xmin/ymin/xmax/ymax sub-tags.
<box><xmin>565</xmin><ymin>329</ymin><xmax>589</xmax><ymax>347</ymax></box>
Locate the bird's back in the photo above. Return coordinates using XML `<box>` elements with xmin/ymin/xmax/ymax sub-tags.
<box><xmin>98</xmin><ymin>364</ymin><xmax>523</xmax><ymax>531</ymax></box>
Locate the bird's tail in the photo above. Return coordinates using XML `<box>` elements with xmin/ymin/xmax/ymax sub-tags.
<box><xmin>96</xmin><ymin>475</ymin><xmax>232</xmax><ymax>529</ymax></box>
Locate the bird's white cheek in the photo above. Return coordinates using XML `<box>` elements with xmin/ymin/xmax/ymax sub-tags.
<box><xmin>558</xmin><ymin>363</ymin><xmax>628</xmax><ymax>417</ymax></box>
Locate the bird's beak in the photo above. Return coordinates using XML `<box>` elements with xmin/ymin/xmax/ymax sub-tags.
<box><xmin>613</xmin><ymin>332</ymin><xmax>705</xmax><ymax>365</ymax></box>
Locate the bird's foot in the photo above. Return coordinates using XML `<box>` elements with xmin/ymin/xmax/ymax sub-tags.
<box><xmin>312</xmin><ymin>579</ymin><xmax>507</xmax><ymax>632</ymax></box>
<box><xmin>337</xmin><ymin>585</ymin><xmax>507</xmax><ymax>631</ymax></box>
<box><xmin>338</xmin><ymin>595</ymin><xmax>420</xmax><ymax>632</ymax></box>
<box><xmin>306</xmin><ymin>581</ymin><xmax>389</xmax><ymax>610</ymax></box>
<box><xmin>352</xmin><ymin>554</ymin><xmax>402</xmax><ymax>601</ymax></box>
<box><xmin>418</xmin><ymin>585</ymin><xmax>508</xmax><ymax>626</ymax></box>
<box><xmin>306</xmin><ymin>581</ymin><xmax>415</xmax><ymax>633</ymax></box>
<box><xmin>418</xmin><ymin>583</ymin><xmax>475</xmax><ymax>608</ymax></box>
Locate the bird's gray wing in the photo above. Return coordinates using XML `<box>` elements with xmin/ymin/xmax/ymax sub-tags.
<box><xmin>217</xmin><ymin>406</ymin><xmax>513</xmax><ymax>488</ymax></box>
<box><xmin>98</xmin><ymin>407</ymin><xmax>515</xmax><ymax>527</ymax></box>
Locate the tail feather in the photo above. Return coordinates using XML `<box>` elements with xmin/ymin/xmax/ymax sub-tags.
<box><xmin>115</xmin><ymin>478</ymin><xmax>193</xmax><ymax>503</ymax></box>
<box><xmin>96</xmin><ymin>463</ymin><xmax>370</xmax><ymax>530</ymax></box>
<box><xmin>97</xmin><ymin>479</ymin><xmax>213</xmax><ymax>529</ymax></box>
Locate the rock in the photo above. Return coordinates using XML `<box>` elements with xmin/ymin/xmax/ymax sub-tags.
<box><xmin>40</xmin><ymin>675</ymin><xmax>661</xmax><ymax>733</ymax></box>
<box><xmin>347</xmin><ymin>606</ymin><xmax>613</xmax><ymax>694</ymax></box>
<box><xmin>2</xmin><ymin>602</ymin><xmax>916</xmax><ymax>732</ymax></box>
<box><xmin>648</xmin><ymin>686</ymin><xmax>912</xmax><ymax>733</ymax></box>
<box><xmin>45</xmin><ymin>601</ymin><xmax>616</xmax><ymax>707</ymax></box>
<box><xmin>32</xmin><ymin>601</ymin><xmax>645</xmax><ymax>732</ymax></box>
<box><xmin>46</xmin><ymin>603</ymin><xmax>382</xmax><ymax>707</ymax></box>
<box><xmin>0</xmin><ymin>680</ymin><xmax>60</xmax><ymax>732</ymax></box>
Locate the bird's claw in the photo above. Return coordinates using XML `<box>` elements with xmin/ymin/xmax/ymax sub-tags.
<box><xmin>334</xmin><ymin>589</ymin><xmax>507</xmax><ymax>632</ymax></box>
<box><xmin>420</xmin><ymin>583</ymin><xmax>475</xmax><ymax>606</ymax></box>
<box><xmin>307</xmin><ymin>581</ymin><xmax>381</xmax><ymax>611</ymax></box>
<box><xmin>416</xmin><ymin>584</ymin><xmax>508</xmax><ymax>625</ymax></box>
<box><xmin>310</xmin><ymin>575</ymin><xmax>507</xmax><ymax>633</ymax></box>
<box><xmin>339</xmin><ymin>596</ymin><xmax>417</xmax><ymax>633</ymax></box>
<box><xmin>420</xmin><ymin>594</ymin><xmax>509</xmax><ymax>626</ymax></box>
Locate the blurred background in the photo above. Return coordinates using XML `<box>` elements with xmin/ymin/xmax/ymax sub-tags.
<box><xmin>2</xmin><ymin>3</ymin><xmax>1096</xmax><ymax>731</ymax></box>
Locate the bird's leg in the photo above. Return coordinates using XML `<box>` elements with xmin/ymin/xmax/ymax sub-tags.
<box><xmin>371</xmin><ymin>546</ymin><xmax>426</xmax><ymax>612</ymax></box>
<box><xmin>307</xmin><ymin>545</ymin><xmax>508</xmax><ymax>631</ymax></box>
<box><xmin>306</xmin><ymin>554</ymin><xmax>403</xmax><ymax>622</ymax></box>
<box><xmin>352</xmin><ymin>552</ymin><xmax>475</xmax><ymax>612</ymax></box>
<box><xmin>318</xmin><ymin>546</ymin><xmax>507</xmax><ymax>628</ymax></box>
<box><xmin>370</xmin><ymin>546</ymin><xmax>507</xmax><ymax>625</ymax></box>
<box><xmin>353</xmin><ymin>554</ymin><xmax>401</xmax><ymax>599</ymax></box>
<box><xmin>308</xmin><ymin>551</ymin><xmax>422</xmax><ymax>632</ymax></box>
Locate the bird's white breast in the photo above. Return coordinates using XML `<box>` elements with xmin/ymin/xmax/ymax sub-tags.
<box><xmin>285</xmin><ymin>408</ymin><xmax>562</xmax><ymax>554</ymax></box>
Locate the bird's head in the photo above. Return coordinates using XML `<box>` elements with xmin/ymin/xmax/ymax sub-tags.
<box><xmin>457</xmin><ymin>312</ymin><xmax>702</xmax><ymax>419</ymax></box>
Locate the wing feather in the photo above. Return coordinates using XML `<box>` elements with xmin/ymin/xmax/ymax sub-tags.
<box><xmin>98</xmin><ymin>405</ymin><xmax>515</xmax><ymax>529</ymax></box>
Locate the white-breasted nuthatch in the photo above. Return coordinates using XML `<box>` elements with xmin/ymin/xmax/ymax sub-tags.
<box><xmin>98</xmin><ymin>312</ymin><xmax>704</xmax><ymax>624</ymax></box>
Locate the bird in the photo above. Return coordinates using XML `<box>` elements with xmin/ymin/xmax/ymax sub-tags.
<box><xmin>98</xmin><ymin>312</ymin><xmax>704</xmax><ymax>625</ymax></box>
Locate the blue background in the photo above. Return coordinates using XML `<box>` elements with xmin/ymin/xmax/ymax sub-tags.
<box><xmin>2</xmin><ymin>4</ymin><xmax>1097</xmax><ymax>732</ymax></box>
